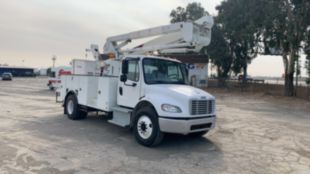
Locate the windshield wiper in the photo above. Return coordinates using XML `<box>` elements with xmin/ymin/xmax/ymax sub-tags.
<box><xmin>148</xmin><ymin>80</ymin><xmax>186</xmax><ymax>84</ymax></box>
<box><xmin>149</xmin><ymin>80</ymin><xmax>167</xmax><ymax>84</ymax></box>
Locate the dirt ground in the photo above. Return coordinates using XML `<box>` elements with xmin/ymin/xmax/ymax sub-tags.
<box><xmin>0</xmin><ymin>77</ymin><xmax>309</xmax><ymax>174</ymax></box>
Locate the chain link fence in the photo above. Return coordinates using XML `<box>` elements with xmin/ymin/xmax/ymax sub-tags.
<box><xmin>207</xmin><ymin>79</ymin><xmax>310</xmax><ymax>101</ymax></box>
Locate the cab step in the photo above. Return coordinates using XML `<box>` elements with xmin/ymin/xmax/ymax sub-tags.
<box><xmin>108</xmin><ymin>106</ymin><xmax>132</xmax><ymax>127</ymax></box>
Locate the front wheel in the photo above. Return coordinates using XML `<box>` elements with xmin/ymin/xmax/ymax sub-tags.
<box><xmin>133</xmin><ymin>107</ymin><xmax>164</xmax><ymax>147</ymax></box>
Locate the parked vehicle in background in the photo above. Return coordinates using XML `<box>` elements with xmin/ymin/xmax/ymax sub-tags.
<box><xmin>47</xmin><ymin>66</ymin><xmax>72</xmax><ymax>90</ymax></box>
<box><xmin>1</xmin><ymin>72</ymin><xmax>13</xmax><ymax>81</ymax></box>
<box><xmin>238</xmin><ymin>74</ymin><xmax>253</xmax><ymax>81</ymax></box>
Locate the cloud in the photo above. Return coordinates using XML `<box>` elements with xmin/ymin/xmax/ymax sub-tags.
<box><xmin>0</xmin><ymin>0</ymin><xmax>222</xmax><ymax>67</ymax></box>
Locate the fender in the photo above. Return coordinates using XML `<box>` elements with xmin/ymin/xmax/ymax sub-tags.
<box><xmin>63</xmin><ymin>90</ymin><xmax>78</xmax><ymax>108</ymax></box>
<box><xmin>131</xmin><ymin>100</ymin><xmax>156</xmax><ymax>128</ymax></box>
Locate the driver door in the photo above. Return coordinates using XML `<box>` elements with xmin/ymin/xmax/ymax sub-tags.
<box><xmin>117</xmin><ymin>58</ymin><xmax>141</xmax><ymax>108</ymax></box>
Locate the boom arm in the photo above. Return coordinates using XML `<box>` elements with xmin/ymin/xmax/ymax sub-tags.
<box><xmin>88</xmin><ymin>15</ymin><xmax>213</xmax><ymax>60</ymax></box>
<box><xmin>104</xmin><ymin>15</ymin><xmax>213</xmax><ymax>58</ymax></box>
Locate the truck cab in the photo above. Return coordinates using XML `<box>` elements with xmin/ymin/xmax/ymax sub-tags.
<box><xmin>118</xmin><ymin>56</ymin><xmax>216</xmax><ymax>144</ymax></box>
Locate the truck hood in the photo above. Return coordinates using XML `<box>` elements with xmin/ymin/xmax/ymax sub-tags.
<box><xmin>144</xmin><ymin>84</ymin><xmax>215</xmax><ymax>117</ymax></box>
<box><xmin>145</xmin><ymin>84</ymin><xmax>214</xmax><ymax>100</ymax></box>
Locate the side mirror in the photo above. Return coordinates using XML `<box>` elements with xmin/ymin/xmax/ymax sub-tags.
<box><xmin>122</xmin><ymin>60</ymin><xmax>129</xmax><ymax>74</ymax></box>
<box><xmin>120</xmin><ymin>74</ymin><xmax>127</xmax><ymax>82</ymax></box>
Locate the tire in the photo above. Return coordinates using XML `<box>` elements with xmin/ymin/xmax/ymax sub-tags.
<box><xmin>188</xmin><ymin>131</ymin><xmax>208</xmax><ymax>137</ymax></box>
<box><xmin>133</xmin><ymin>107</ymin><xmax>164</xmax><ymax>147</ymax></box>
<box><xmin>65</xmin><ymin>94</ymin><xmax>87</xmax><ymax>120</ymax></box>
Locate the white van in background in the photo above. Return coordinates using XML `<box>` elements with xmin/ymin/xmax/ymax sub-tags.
<box><xmin>47</xmin><ymin>66</ymin><xmax>72</xmax><ymax>90</ymax></box>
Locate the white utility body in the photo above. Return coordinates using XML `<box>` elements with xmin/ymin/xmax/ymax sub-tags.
<box><xmin>57</xmin><ymin>15</ymin><xmax>216</xmax><ymax>146</ymax></box>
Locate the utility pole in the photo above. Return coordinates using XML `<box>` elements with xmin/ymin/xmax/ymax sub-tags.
<box><xmin>52</xmin><ymin>55</ymin><xmax>57</xmax><ymax>68</ymax></box>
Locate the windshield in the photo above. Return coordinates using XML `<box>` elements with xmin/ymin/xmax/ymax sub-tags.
<box><xmin>3</xmin><ymin>73</ymin><xmax>12</xmax><ymax>76</ymax></box>
<box><xmin>143</xmin><ymin>58</ymin><xmax>188</xmax><ymax>85</ymax></box>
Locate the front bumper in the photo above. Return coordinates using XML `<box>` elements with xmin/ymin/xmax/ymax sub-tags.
<box><xmin>158</xmin><ymin>115</ymin><xmax>216</xmax><ymax>135</ymax></box>
<box><xmin>2</xmin><ymin>77</ymin><xmax>12</xmax><ymax>80</ymax></box>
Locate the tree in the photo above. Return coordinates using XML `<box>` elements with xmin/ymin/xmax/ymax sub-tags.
<box><xmin>305</xmin><ymin>31</ymin><xmax>310</xmax><ymax>84</ymax></box>
<box><xmin>303</xmin><ymin>11</ymin><xmax>310</xmax><ymax>84</ymax></box>
<box><xmin>216</xmin><ymin>0</ymin><xmax>310</xmax><ymax>95</ymax></box>
<box><xmin>262</xmin><ymin>0</ymin><xmax>310</xmax><ymax>96</ymax></box>
<box><xmin>170</xmin><ymin>2</ymin><xmax>205</xmax><ymax>23</ymax></box>
<box><xmin>216</xmin><ymin>0</ymin><xmax>265</xmax><ymax>83</ymax></box>
<box><xmin>206</xmin><ymin>22</ymin><xmax>232</xmax><ymax>86</ymax></box>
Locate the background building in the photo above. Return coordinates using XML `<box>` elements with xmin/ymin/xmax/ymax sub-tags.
<box><xmin>0</xmin><ymin>66</ymin><xmax>35</xmax><ymax>77</ymax></box>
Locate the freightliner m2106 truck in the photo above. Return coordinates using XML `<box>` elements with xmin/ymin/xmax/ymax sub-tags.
<box><xmin>57</xmin><ymin>15</ymin><xmax>216</xmax><ymax>146</ymax></box>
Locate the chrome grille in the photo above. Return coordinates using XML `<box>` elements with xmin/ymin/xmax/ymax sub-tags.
<box><xmin>190</xmin><ymin>100</ymin><xmax>214</xmax><ymax>115</ymax></box>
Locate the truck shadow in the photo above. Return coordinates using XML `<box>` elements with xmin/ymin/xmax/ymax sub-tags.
<box><xmin>125</xmin><ymin>133</ymin><xmax>222</xmax><ymax>161</ymax></box>
<box><xmin>19</xmin><ymin>113</ymin><xmax>223</xmax><ymax>162</ymax></box>
<box><xmin>86</xmin><ymin>114</ymin><xmax>221</xmax><ymax>156</ymax></box>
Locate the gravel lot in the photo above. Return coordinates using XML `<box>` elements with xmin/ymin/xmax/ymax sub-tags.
<box><xmin>0</xmin><ymin>77</ymin><xmax>310</xmax><ymax>174</ymax></box>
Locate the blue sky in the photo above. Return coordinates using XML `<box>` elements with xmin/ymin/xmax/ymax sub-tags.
<box><xmin>0</xmin><ymin>0</ymin><xmax>306</xmax><ymax>76</ymax></box>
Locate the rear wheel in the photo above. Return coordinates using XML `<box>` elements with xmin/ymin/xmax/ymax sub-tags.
<box><xmin>65</xmin><ymin>95</ymin><xmax>87</xmax><ymax>120</ymax></box>
<box><xmin>133</xmin><ymin>107</ymin><xmax>164</xmax><ymax>147</ymax></box>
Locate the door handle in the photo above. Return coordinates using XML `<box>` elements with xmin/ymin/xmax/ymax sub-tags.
<box><xmin>124</xmin><ymin>82</ymin><xmax>137</xmax><ymax>87</ymax></box>
<box><xmin>119</xmin><ymin>87</ymin><xmax>123</xmax><ymax>95</ymax></box>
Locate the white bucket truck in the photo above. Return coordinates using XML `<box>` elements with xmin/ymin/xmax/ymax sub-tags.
<box><xmin>57</xmin><ymin>15</ymin><xmax>216</xmax><ymax>146</ymax></box>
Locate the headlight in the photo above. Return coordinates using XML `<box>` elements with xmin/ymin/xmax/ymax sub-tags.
<box><xmin>161</xmin><ymin>104</ymin><xmax>182</xmax><ymax>113</ymax></box>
